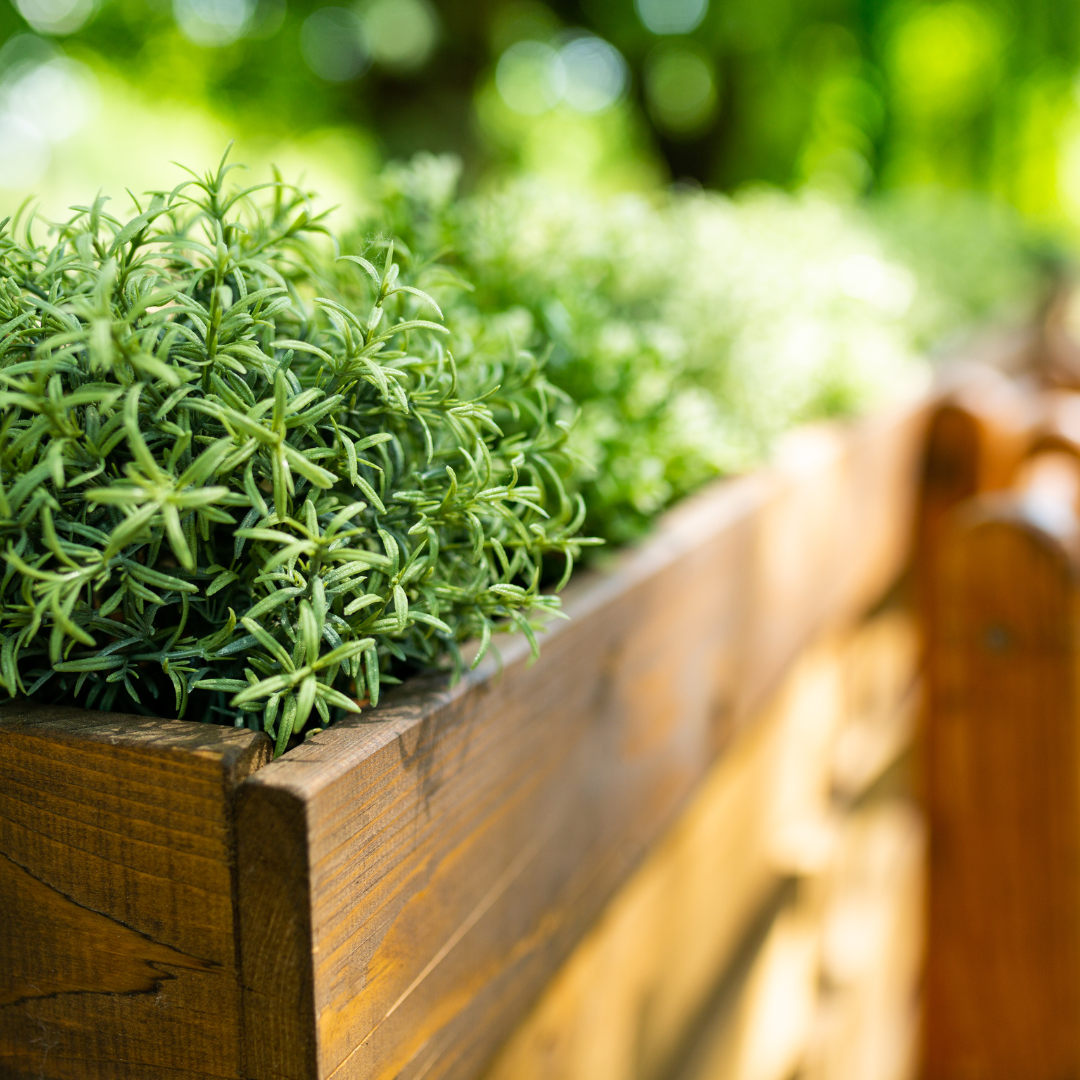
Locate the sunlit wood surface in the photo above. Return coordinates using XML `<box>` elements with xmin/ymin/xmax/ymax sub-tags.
<box><xmin>0</xmin><ymin>708</ymin><xmax>271</xmax><ymax>1080</ymax></box>
<box><xmin>486</xmin><ymin>611</ymin><xmax>922</xmax><ymax>1080</ymax></box>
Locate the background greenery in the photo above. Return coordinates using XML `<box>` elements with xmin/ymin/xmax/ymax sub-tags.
<box><xmin>372</xmin><ymin>156</ymin><xmax>1039</xmax><ymax>544</ymax></box>
<box><xmin>1</xmin><ymin>0</ymin><xmax>1080</xmax><ymax>224</ymax></box>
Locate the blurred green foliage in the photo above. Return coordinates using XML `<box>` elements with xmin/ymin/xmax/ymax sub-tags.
<box><xmin>0</xmin><ymin>0</ymin><xmax>1059</xmax><ymax>725</ymax></box>
<box><xmin>3</xmin><ymin>0</ymin><xmax>1080</xmax><ymax>218</ymax></box>
<box><xmin>370</xmin><ymin>156</ymin><xmax>1041</xmax><ymax>545</ymax></box>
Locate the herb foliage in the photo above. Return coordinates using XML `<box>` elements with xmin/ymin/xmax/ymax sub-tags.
<box><xmin>0</xmin><ymin>154</ymin><xmax>589</xmax><ymax>753</ymax></box>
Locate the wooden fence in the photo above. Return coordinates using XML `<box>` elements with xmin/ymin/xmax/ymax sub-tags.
<box><xmin>921</xmin><ymin>382</ymin><xmax>1080</xmax><ymax>1080</ymax></box>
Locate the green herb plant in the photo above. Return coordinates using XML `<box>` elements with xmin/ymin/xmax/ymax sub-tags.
<box><xmin>0</xmin><ymin>153</ymin><xmax>590</xmax><ymax>754</ymax></box>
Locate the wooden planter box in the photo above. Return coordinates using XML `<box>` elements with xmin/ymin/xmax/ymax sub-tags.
<box><xmin>0</xmin><ymin>395</ymin><xmax>930</xmax><ymax>1080</ymax></box>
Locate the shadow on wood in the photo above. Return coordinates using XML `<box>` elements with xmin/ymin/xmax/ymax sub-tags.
<box><xmin>0</xmin><ymin>394</ymin><xmax>931</xmax><ymax>1080</ymax></box>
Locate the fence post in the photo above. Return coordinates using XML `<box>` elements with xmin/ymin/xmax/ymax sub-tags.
<box><xmin>922</xmin><ymin>452</ymin><xmax>1080</xmax><ymax>1080</ymax></box>
<box><xmin>916</xmin><ymin>371</ymin><xmax>1032</xmax><ymax>605</ymax></box>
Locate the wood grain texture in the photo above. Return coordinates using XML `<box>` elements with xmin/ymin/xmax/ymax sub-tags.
<box><xmin>238</xmin><ymin>482</ymin><xmax>765</xmax><ymax>1080</ymax></box>
<box><xmin>236</xmin><ymin>399</ymin><xmax>929</xmax><ymax>1080</ymax></box>
<box><xmin>487</xmin><ymin>611</ymin><xmax>919</xmax><ymax>1080</ymax></box>
<box><xmin>922</xmin><ymin>464</ymin><xmax>1080</xmax><ymax>1080</ymax></box>
<box><xmin>0</xmin><ymin>703</ymin><xmax>271</xmax><ymax>1080</ymax></box>
<box><xmin>485</xmin><ymin>639</ymin><xmax>846</xmax><ymax>1080</ymax></box>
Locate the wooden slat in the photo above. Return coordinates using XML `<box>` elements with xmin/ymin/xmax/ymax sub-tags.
<box><xmin>0</xmin><ymin>703</ymin><xmax>271</xmax><ymax>1080</ymax></box>
<box><xmin>486</xmin><ymin>609</ymin><xmax>919</xmax><ymax>1080</ymax></box>
<box><xmin>236</xmin><ymin>400</ymin><xmax>929</xmax><ymax>1080</ymax></box>
<box><xmin>484</xmin><ymin>639</ymin><xmax>847</xmax><ymax>1080</ymax></box>
<box><xmin>739</xmin><ymin>406</ymin><xmax>925</xmax><ymax>717</ymax></box>
<box><xmin>237</xmin><ymin>474</ymin><xmax>767</xmax><ymax>1080</ymax></box>
<box><xmin>683</xmin><ymin>903</ymin><xmax>821</xmax><ymax>1080</ymax></box>
<box><xmin>832</xmin><ymin>611</ymin><xmax>919</xmax><ymax>801</ymax></box>
<box><xmin>802</xmin><ymin>802</ymin><xmax>924</xmax><ymax>1080</ymax></box>
<box><xmin>922</xmin><ymin>456</ymin><xmax>1080</xmax><ymax>1079</ymax></box>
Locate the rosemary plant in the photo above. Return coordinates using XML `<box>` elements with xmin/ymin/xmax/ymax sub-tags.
<box><xmin>0</xmin><ymin>154</ymin><xmax>589</xmax><ymax>754</ymax></box>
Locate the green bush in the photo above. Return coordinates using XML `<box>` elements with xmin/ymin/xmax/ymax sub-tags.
<box><xmin>374</xmin><ymin>157</ymin><xmax>1042</xmax><ymax>545</ymax></box>
<box><xmin>0</xmin><ymin>156</ymin><xmax>589</xmax><ymax>753</ymax></box>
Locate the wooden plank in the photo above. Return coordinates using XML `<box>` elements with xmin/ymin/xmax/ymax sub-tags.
<box><xmin>486</xmin><ymin>610</ymin><xmax>920</xmax><ymax>1080</ymax></box>
<box><xmin>484</xmin><ymin>640</ymin><xmax>847</xmax><ymax>1080</ymax></box>
<box><xmin>236</xmin><ymin>400</ymin><xmax>929</xmax><ymax>1080</ymax></box>
<box><xmin>738</xmin><ymin>403</ymin><xmax>924</xmax><ymax>719</ymax></box>
<box><xmin>832</xmin><ymin>611</ymin><xmax>919</xmax><ymax>801</ymax></box>
<box><xmin>922</xmin><ymin>455</ymin><xmax>1080</xmax><ymax>1080</ymax></box>
<box><xmin>237</xmin><ymin>473</ymin><xmax>767</xmax><ymax>1080</ymax></box>
<box><xmin>683</xmin><ymin>903</ymin><xmax>820</xmax><ymax>1080</ymax></box>
<box><xmin>802</xmin><ymin>802</ymin><xmax>924</xmax><ymax>1080</ymax></box>
<box><xmin>0</xmin><ymin>703</ymin><xmax>271</xmax><ymax>1080</ymax></box>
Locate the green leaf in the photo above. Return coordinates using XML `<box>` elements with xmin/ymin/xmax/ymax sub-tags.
<box><xmin>192</xmin><ymin>678</ymin><xmax>250</xmax><ymax>692</ymax></box>
<box><xmin>53</xmin><ymin>656</ymin><xmax>124</xmax><ymax>673</ymax></box>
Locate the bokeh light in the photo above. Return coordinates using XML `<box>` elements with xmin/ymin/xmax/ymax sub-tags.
<box><xmin>361</xmin><ymin>0</ymin><xmax>438</xmax><ymax>70</ymax></box>
<box><xmin>887</xmin><ymin>2</ymin><xmax>1003</xmax><ymax>122</ymax></box>
<box><xmin>559</xmin><ymin>35</ymin><xmax>627</xmax><ymax>114</ymax></box>
<box><xmin>244</xmin><ymin>0</ymin><xmax>285</xmax><ymax>40</ymax></box>
<box><xmin>634</xmin><ymin>0</ymin><xmax>708</xmax><ymax>37</ymax></box>
<box><xmin>496</xmin><ymin>40</ymin><xmax>564</xmax><ymax>115</ymax></box>
<box><xmin>0</xmin><ymin>36</ymin><xmax>96</xmax><ymax>188</ymax></box>
<box><xmin>495</xmin><ymin>33</ymin><xmax>628</xmax><ymax>118</ymax></box>
<box><xmin>301</xmin><ymin>7</ymin><xmax>369</xmax><ymax>82</ymax></box>
<box><xmin>0</xmin><ymin>0</ymin><xmax>1071</xmax><ymax>244</ymax></box>
<box><xmin>13</xmin><ymin>0</ymin><xmax>95</xmax><ymax>36</ymax></box>
<box><xmin>173</xmin><ymin>0</ymin><xmax>254</xmax><ymax>47</ymax></box>
<box><xmin>644</xmin><ymin>42</ymin><xmax>717</xmax><ymax>136</ymax></box>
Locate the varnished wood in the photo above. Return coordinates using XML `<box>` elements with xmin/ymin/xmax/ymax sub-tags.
<box><xmin>0</xmin><ymin>703</ymin><xmax>271</xmax><ymax>1080</ymax></box>
<box><xmin>922</xmin><ymin>458</ymin><xmax>1080</xmax><ymax>1080</ymax></box>
<box><xmin>236</xmin><ymin>401</ymin><xmax>929</xmax><ymax>1080</ymax></box>
<box><xmin>914</xmin><ymin>364</ymin><xmax>1036</xmax><ymax>697</ymax></box>
<box><xmin>1025</xmin><ymin>388</ymin><xmax>1080</xmax><ymax>462</ymax></box>
<box><xmin>0</xmin><ymin>390</ymin><xmax>931</xmax><ymax>1080</ymax></box>
<box><xmin>487</xmin><ymin>612</ymin><xmax>919</xmax><ymax>1080</ymax></box>
<box><xmin>791</xmin><ymin>801</ymin><xmax>924</xmax><ymax>1080</ymax></box>
<box><xmin>916</xmin><ymin>367</ymin><xmax>1033</xmax><ymax>585</ymax></box>
<box><xmin>237</xmin><ymin>485</ymin><xmax>767</xmax><ymax>1080</ymax></box>
<box><xmin>832</xmin><ymin>611</ymin><xmax>919</xmax><ymax>801</ymax></box>
<box><xmin>485</xmin><ymin>640</ymin><xmax>841</xmax><ymax>1080</ymax></box>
